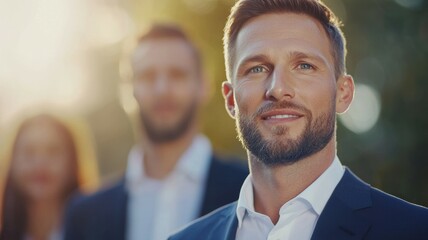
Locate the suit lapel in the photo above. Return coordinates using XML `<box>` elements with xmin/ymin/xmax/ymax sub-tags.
<box><xmin>212</xmin><ymin>202</ymin><xmax>239</xmax><ymax>240</ymax></box>
<box><xmin>111</xmin><ymin>181</ymin><xmax>129</xmax><ymax>240</ymax></box>
<box><xmin>199</xmin><ymin>155</ymin><xmax>219</xmax><ymax>216</ymax></box>
<box><xmin>311</xmin><ymin>169</ymin><xmax>372</xmax><ymax>240</ymax></box>
<box><xmin>224</xmin><ymin>203</ymin><xmax>239</xmax><ymax>240</ymax></box>
<box><xmin>199</xmin><ymin>155</ymin><xmax>247</xmax><ymax>217</ymax></box>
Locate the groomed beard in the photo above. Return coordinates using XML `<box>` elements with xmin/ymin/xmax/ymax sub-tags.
<box><xmin>140</xmin><ymin>100</ymin><xmax>197</xmax><ymax>143</ymax></box>
<box><xmin>237</xmin><ymin>100</ymin><xmax>336</xmax><ymax>166</ymax></box>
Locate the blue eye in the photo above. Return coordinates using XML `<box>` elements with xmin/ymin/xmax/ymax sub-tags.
<box><xmin>249</xmin><ymin>66</ymin><xmax>266</xmax><ymax>73</ymax></box>
<box><xmin>298</xmin><ymin>63</ymin><xmax>314</xmax><ymax>70</ymax></box>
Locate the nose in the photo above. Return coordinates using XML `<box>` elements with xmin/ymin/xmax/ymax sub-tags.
<box><xmin>153</xmin><ymin>73</ymin><xmax>170</xmax><ymax>95</ymax></box>
<box><xmin>265</xmin><ymin>69</ymin><xmax>295</xmax><ymax>101</ymax></box>
<box><xmin>30</xmin><ymin>152</ymin><xmax>51</xmax><ymax>168</ymax></box>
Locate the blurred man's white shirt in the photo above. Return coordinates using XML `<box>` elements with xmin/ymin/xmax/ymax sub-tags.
<box><xmin>125</xmin><ymin>135</ymin><xmax>212</xmax><ymax>240</ymax></box>
<box><xmin>235</xmin><ymin>156</ymin><xmax>345</xmax><ymax>240</ymax></box>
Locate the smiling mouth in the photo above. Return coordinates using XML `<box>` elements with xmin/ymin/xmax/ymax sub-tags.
<box><xmin>260</xmin><ymin>109</ymin><xmax>303</xmax><ymax>121</ymax></box>
<box><xmin>263</xmin><ymin>114</ymin><xmax>300</xmax><ymax>120</ymax></box>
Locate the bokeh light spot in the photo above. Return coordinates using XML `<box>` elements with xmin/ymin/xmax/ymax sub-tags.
<box><xmin>339</xmin><ymin>84</ymin><xmax>381</xmax><ymax>134</ymax></box>
<box><xmin>395</xmin><ymin>0</ymin><xmax>424</xmax><ymax>9</ymax></box>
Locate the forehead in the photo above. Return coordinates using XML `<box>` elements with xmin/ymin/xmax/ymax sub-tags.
<box><xmin>17</xmin><ymin>120</ymin><xmax>66</xmax><ymax>145</ymax></box>
<box><xmin>234</xmin><ymin>13</ymin><xmax>334</xmax><ymax>71</ymax></box>
<box><xmin>132</xmin><ymin>38</ymin><xmax>197</xmax><ymax>72</ymax></box>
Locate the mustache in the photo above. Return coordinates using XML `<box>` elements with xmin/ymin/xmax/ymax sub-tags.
<box><xmin>253</xmin><ymin>101</ymin><xmax>310</xmax><ymax>118</ymax></box>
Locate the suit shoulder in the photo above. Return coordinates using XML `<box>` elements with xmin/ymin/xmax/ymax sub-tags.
<box><xmin>169</xmin><ymin>202</ymin><xmax>237</xmax><ymax>240</ymax></box>
<box><xmin>365</xmin><ymin>186</ymin><xmax>428</xmax><ymax>237</ymax></box>
<box><xmin>370</xmin><ymin>186</ymin><xmax>428</xmax><ymax>217</ymax></box>
<box><xmin>64</xmin><ymin>180</ymin><xmax>128</xmax><ymax>240</ymax></box>
<box><xmin>68</xmin><ymin>180</ymin><xmax>126</xmax><ymax>215</ymax></box>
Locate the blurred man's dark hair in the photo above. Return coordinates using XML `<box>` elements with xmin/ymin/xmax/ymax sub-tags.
<box><xmin>137</xmin><ymin>24</ymin><xmax>203</xmax><ymax>75</ymax></box>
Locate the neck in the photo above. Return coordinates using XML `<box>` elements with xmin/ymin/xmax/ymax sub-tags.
<box><xmin>142</xmin><ymin>125</ymin><xmax>198</xmax><ymax>179</ymax></box>
<box><xmin>26</xmin><ymin>199</ymin><xmax>63</xmax><ymax>240</ymax></box>
<box><xmin>249</xmin><ymin>138</ymin><xmax>336</xmax><ymax>224</ymax></box>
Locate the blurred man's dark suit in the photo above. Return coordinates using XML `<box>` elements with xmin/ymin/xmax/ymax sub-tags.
<box><xmin>63</xmin><ymin>155</ymin><xmax>247</xmax><ymax>240</ymax></box>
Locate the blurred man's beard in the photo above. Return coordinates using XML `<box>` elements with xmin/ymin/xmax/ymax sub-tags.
<box><xmin>236</xmin><ymin>100</ymin><xmax>335</xmax><ymax>166</ymax></box>
<box><xmin>140</xmin><ymin>101</ymin><xmax>197</xmax><ymax>143</ymax></box>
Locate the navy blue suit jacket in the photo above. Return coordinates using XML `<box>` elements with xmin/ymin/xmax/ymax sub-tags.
<box><xmin>169</xmin><ymin>169</ymin><xmax>428</xmax><ymax>240</ymax></box>
<box><xmin>64</xmin><ymin>155</ymin><xmax>248</xmax><ymax>240</ymax></box>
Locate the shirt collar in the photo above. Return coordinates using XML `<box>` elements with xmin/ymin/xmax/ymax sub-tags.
<box><xmin>125</xmin><ymin>134</ymin><xmax>212</xmax><ymax>192</ymax></box>
<box><xmin>236</xmin><ymin>175</ymin><xmax>254</xmax><ymax>228</ymax></box>
<box><xmin>236</xmin><ymin>156</ymin><xmax>345</xmax><ymax>228</ymax></box>
<box><xmin>295</xmin><ymin>156</ymin><xmax>344</xmax><ymax>215</ymax></box>
<box><xmin>175</xmin><ymin>134</ymin><xmax>212</xmax><ymax>181</ymax></box>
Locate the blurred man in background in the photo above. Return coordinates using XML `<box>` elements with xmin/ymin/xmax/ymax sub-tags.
<box><xmin>64</xmin><ymin>24</ymin><xmax>247</xmax><ymax>240</ymax></box>
<box><xmin>169</xmin><ymin>0</ymin><xmax>428</xmax><ymax>239</ymax></box>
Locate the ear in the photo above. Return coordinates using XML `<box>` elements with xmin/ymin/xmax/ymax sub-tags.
<box><xmin>336</xmin><ymin>74</ymin><xmax>354</xmax><ymax>114</ymax></box>
<box><xmin>222</xmin><ymin>81</ymin><xmax>236</xmax><ymax>118</ymax></box>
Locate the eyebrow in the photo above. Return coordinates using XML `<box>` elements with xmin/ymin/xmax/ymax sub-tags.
<box><xmin>287</xmin><ymin>51</ymin><xmax>328</xmax><ymax>66</ymax></box>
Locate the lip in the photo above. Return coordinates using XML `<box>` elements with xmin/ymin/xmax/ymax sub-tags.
<box><xmin>152</xmin><ymin>103</ymin><xmax>179</xmax><ymax>115</ymax></box>
<box><xmin>29</xmin><ymin>173</ymin><xmax>53</xmax><ymax>185</ymax></box>
<box><xmin>260</xmin><ymin>109</ymin><xmax>303</xmax><ymax>122</ymax></box>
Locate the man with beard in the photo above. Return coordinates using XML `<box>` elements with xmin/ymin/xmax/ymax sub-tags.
<box><xmin>63</xmin><ymin>24</ymin><xmax>247</xmax><ymax>240</ymax></box>
<box><xmin>169</xmin><ymin>0</ymin><xmax>428</xmax><ymax>239</ymax></box>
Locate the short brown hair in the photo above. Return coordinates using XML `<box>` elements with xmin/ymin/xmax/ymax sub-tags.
<box><xmin>137</xmin><ymin>24</ymin><xmax>202</xmax><ymax>74</ymax></box>
<box><xmin>223</xmin><ymin>0</ymin><xmax>346</xmax><ymax>80</ymax></box>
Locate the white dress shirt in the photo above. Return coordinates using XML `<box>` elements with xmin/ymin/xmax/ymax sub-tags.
<box><xmin>125</xmin><ymin>135</ymin><xmax>212</xmax><ymax>240</ymax></box>
<box><xmin>235</xmin><ymin>156</ymin><xmax>345</xmax><ymax>240</ymax></box>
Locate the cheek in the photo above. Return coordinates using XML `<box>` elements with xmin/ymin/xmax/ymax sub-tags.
<box><xmin>51</xmin><ymin>156</ymin><xmax>72</xmax><ymax>178</ymax></box>
<box><xmin>134</xmin><ymin>87</ymin><xmax>157</xmax><ymax>117</ymax></box>
<box><xmin>10</xmin><ymin>156</ymin><xmax>31</xmax><ymax>189</ymax></box>
<box><xmin>170</xmin><ymin>82</ymin><xmax>202</xmax><ymax>108</ymax></box>
<box><xmin>13</xmin><ymin>154</ymin><xmax>73</xmax><ymax>198</ymax></box>
<box><xmin>133</xmin><ymin>84</ymin><xmax>152</xmax><ymax>105</ymax></box>
<box><xmin>173</xmin><ymin>86</ymin><xmax>191</xmax><ymax>100</ymax></box>
<box><xmin>306</xmin><ymin>83</ymin><xmax>336</xmax><ymax>115</ymax></box>
<box><xmin>44</xmin><ymin>154</ymin><xmax>75</xmax><ymax>192</ymax></box>
<box><xmin>234</xmin><ymin>81</ymin><xmax>264</xmax><ymax>114</ymax></box>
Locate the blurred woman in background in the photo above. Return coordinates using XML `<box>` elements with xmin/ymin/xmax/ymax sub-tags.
<box><xmin>0</xmin><ymin>113</ymin><xmax>99</xmax><ymax>240</ymax></box>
